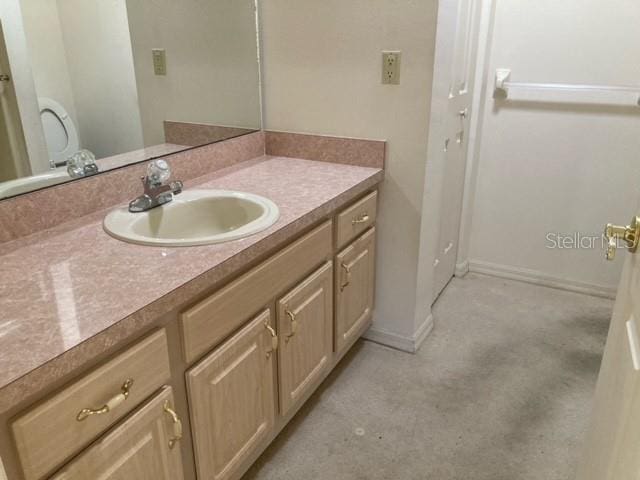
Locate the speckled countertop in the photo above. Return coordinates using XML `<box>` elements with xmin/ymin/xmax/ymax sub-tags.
<box><xmin>0</xmin><ymin>155</ymin><xmax>382</xmax><ymax>411</ymax></box>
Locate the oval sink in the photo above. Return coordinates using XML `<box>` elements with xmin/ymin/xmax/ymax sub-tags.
<box><xmin>0</xmin><ymin>167</ymin><xmax>69</xmax><ymax>199</ymax></box>
<box><xmin>103</xmin><ymin>190</ymin><xmax>280</xmax><ymax>246</ymax></box>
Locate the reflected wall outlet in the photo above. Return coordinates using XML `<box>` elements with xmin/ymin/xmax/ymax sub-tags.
<box><xmin>152</xmin><ymin>48</ymin><xmax>167</xmax><ymax>76</ymax></box>
<box><xmin>382</xmin><ymin>51</ymin><xmax>401</xmax><ymax>85</ymax></box>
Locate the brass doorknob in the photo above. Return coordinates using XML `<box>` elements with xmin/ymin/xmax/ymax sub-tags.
<box><xmin>604</xmin><ymin>216</ymin><xmax>640</xmax><ymax>261</ymax></box>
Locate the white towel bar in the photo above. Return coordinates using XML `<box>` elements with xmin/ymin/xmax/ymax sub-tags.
<box><xmin>494</xmin><ymin>69</ymin><xmax>640</xmax><ymax>107</ymax></box>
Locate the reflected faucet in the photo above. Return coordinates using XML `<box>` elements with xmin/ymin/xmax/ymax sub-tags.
<box><xmin>129</xmin><ymin>159</ymin><xmax>183</xmax><ymax>213</ymax></box>
<box><xmin>66</xmin><ymin>150</ymin><xmax>99</xmax><ymax>178</ymax></box>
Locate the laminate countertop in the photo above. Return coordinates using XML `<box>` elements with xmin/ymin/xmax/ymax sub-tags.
<box><xmin>0</xmin><ymin>155</ymin><xmax>383</xmax><ymax>412</ymax></box>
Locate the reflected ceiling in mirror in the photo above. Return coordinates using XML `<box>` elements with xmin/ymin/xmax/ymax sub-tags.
<box><xmin>0</xmin><ymin>0</ymin><xmax>261</xmax><ymax>199</ymax></box>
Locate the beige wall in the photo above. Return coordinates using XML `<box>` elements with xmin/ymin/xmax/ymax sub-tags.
<box><xmin>465</xmin><ymin>0</ymin><xmax>640</xmax><ymax>295</ymax></box>
<box><xmin>18</xmin><ymin>0</ymin><xmax>145</xmax><ymax>161</ymax></box>
<box><xmin>0</xmin><ymin>0</ymin><xmax>50</xmax><ymax>173</ymax></box>
<box><xmin>57</xmin><ymin>0</ymin><xmax>144</xmax><ymax>159</ymax></box>
<box><xmin>20</xmin><ymin>0</ymin><xmax>79</xmax><ymax>139</ymax></box>
<box><xmin>126</xmin><ymin>0</ymin><xmax>262</xmax><ymax>146</ymax></box>
<box><xmin>0</xmin><ymin>22</ymin><xmax>30</xmax><ymax>181</ymax></box>
<box><xmin>260</xmin><ymin>0</ymin><xmax>438</xmax><ymax>347</ymax></box>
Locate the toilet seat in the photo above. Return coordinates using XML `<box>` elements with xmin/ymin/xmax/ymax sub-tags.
<box><xmin>38</xmin><ymin>97</ymin><xmax>80</xmax><ymax>165</ymax></box>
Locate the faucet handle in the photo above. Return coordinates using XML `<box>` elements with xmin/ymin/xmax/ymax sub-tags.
<box><xmin>67</xmin><ymin>149</ymin><xmax>98</xmax><ymax>178</ymax></box>
<box><xmin>130</xmin><ymin>160</ymin><xmax>182</xmax><ymax>213</ymax></box>
<box><xmin>147</xmin><ymin>159</ymin><xmax>171</xmax><ymax>185</ymax></box>
<box><xmin>169</xmin><ymin>180</ymin><xmax>183</xmax><ymax>195</ymax></box>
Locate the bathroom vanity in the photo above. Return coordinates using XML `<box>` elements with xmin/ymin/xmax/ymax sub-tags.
<box><xmin>0</xmin><ymin>131</ymin><xmax>384</xmax><ymax>480</ymax></box>
<box><xmin>0</xmin><ymin>0</ymin><xmax>385</xmax><ymax>475</ymax></box>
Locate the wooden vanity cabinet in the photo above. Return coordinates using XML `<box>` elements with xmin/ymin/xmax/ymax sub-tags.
<box><xmin>186</xmin><ymin>310</ymin><xmax>276</xmax><ymax>480</ymax></box>
<box><xmin>335</xmin><ymin>228</ymin><xmax>376</xmax><ymax>355</ymax></box>
<box><xmin>185</xmin><ymin>262</ymin><xmax>335</xmax><ymax>479</ymax></box>
<box><xmin>277</xmin><ymin>261</ymin><xmax>333</xmax><ymax>416</ymax></box>
<box><xmin>12</xmin><ymin>330</ymin><xmax>171</xmax><ymax>480</ymax></box>
<box><xmin>3</xmin><ymin>190</ymin><xmax>379</xmax><ymax>480</ymax></box>
<box><xmin>50</xmin><ymin>387</ymin><xmax>184</xmax><ymax>480</ymax></box>
<box><xmin>180</xmin><ymin>221</ymin><xmax>333</xmax><ymax>364</ymax></box>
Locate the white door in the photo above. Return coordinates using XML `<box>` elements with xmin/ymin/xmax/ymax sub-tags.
<box><xmin>575</xmin><ymin>210</ymin><xmax>640</xmax><ymax>479</ymax></box>
<box><xmin>430</xmin><ymin>0</ymin><xmax>480</xmax><ymax>300</ymax></box>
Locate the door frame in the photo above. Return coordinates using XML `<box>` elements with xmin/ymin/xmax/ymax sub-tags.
<box><xmin>453</xmin><ymin>0</ymin><xmax>497</xmax><ymax>279</ymax></box>
<box><xmin>0</xmin><ymin>7</ymin><xmax>49</xmax><ymax>173</ymax></box>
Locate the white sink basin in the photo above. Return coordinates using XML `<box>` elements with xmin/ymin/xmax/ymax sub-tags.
<box><xmin>103</xmin><ymin>189</ymin><xmax>279</xmax><ymax>246</ymax></box>
<box><xmin>0</xmin><ymin>168</ymin><xmax>69</xmax><ymax>199</ymax></box>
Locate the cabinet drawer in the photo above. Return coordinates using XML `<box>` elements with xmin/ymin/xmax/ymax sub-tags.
<box><xmin>181</xmin><ymin>220</ymin><xmax>332</xmax><ymax>363</ymax></box>
<box><xmin>336</xmin><ymin>191</ymin><xmax>377</xmax><ymax>249</ymax></box>
<box><xmin>13</xmin><ymin>330</ymin><xmax>171</xmax><ymax>480</ymax></box>
<box><xmin>51</xmin><ymin>386</ymin><xmax>184</xmax><ymax>480</ymax></box>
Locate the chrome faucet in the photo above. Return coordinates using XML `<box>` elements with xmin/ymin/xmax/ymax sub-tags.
<box><xmin>129</xmin><ymin>159</ymin><xmax>183</xmax><ymax>213</ymax></box>
<box><xmin>66</xmin><ymin>150</ymin><xmax>99</xmax><ymax>178</ymax></box>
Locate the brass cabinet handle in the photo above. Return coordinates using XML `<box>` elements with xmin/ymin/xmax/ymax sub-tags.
<box><xmin>351</xmin><ymin>213</ymin><xmax>370</xmax><ymax>225</ymax></box>
<box><xmin>163</xmin><ymin>400</ymin><xmax>183</xmax><ymax>449</ymax></box>
<box><xmin>265</xmin><ymin>321</ymin><xmax>278</xmax><ymax>358</ymax></box>
<box><xmin>284</xmin><ymin>309</ymin><xmax>298</xmax><ymax>342</ymax></box>
<box><xmin>76</xmin><ymin>379</ymin><xmax>134</xmax><ymax>422</ymax></box>
<box><xmin>340</xmin><ymin>263</ymin><xmax>351</xmax><ymax>292</ymax></box>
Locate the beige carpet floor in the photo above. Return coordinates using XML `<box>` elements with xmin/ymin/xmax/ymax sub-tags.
<box><xmin>243</xmin><ymin>273</ymin><xmax>612</xmax><ymax>480</ymax></box>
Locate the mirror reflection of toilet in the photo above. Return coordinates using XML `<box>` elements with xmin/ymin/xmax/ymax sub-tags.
<box><xmin>38</xmin><ymin>97</ymin><xmax>93</xmax><ymax>166</ymax></box>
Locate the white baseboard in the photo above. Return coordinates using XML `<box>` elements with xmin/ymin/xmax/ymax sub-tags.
<box><xmin>414</xmin><ymin>313</ymin><xmax>434</xmax><ymax>350</ymax></box>
<box><xmin>468</xmin><ymin>260</ymin><xmax>617</xmax><ymax>299</ymax></box>
<box><xmin>455</xmin><ymin>260</ymin><xmax>470</xmax><ymax>277</ymax></box>
<box><xmin>363</xmin><ymin>314</ymin><xmax>434</xmax><ymax>353</ymax></box>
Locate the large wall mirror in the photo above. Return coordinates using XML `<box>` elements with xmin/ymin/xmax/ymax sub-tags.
<box><xmin>0</xmin><ymin>0</ymin><xmax>261</xmax><ymax>199</ymax></box>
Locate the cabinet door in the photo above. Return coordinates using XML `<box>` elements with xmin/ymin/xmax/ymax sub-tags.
<box><xmin>51</xmin><ymin>387</ymin><xmax>184</xmax><ymax>480</ymax></box>
<box><xmin>277</xmin><ymin>261</ymin><xmax>333</xmax><ymax>416</ymax></box>
<box><xmin>187</xmin><ymin>309</ymin><xmax>276</xmax><ymax>480</ymax></box>
<box><xmin>335</xmin><ymin>228</ymin><xmax>376</xmax><ymax>355</ymax></box>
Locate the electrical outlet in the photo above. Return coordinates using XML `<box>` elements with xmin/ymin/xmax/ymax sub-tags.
<box><xmin>382</xmin><ymin>51</ymin><xmax>401</xmax><ymax>85</ymax></box>
<box><xmin>152</xmin><ymin>48</ymin><xmax>167</xmax><ymax>76</ymax></box>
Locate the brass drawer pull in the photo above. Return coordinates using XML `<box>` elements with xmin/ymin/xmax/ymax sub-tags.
<box><xmin>76</xmin><ymin>378</ymin><xmax>134</xmax><ymax>422</ymax></box>
<box><xmin>351</xmin><ymin>213</ymin><xmax>370</xmax><ymax>225</ymax></box>
<box><xmin>340</xmin><ymin>263</ymin><xmax>351</xmax><ymax>291</ymax></box>
<box><xmin>163</xmin><ymin>400</ymin><xmax>183</xmax><ymax>449</ymax></box>
<box><xmin>284</xmin><ymin>309</ymin><xmax>298</xmax><ymax>342</ymax></box>
<box><xmin>265</xmin><ymin>321</ymin><xmax>278</xmax><ymax>358</ymax></box>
